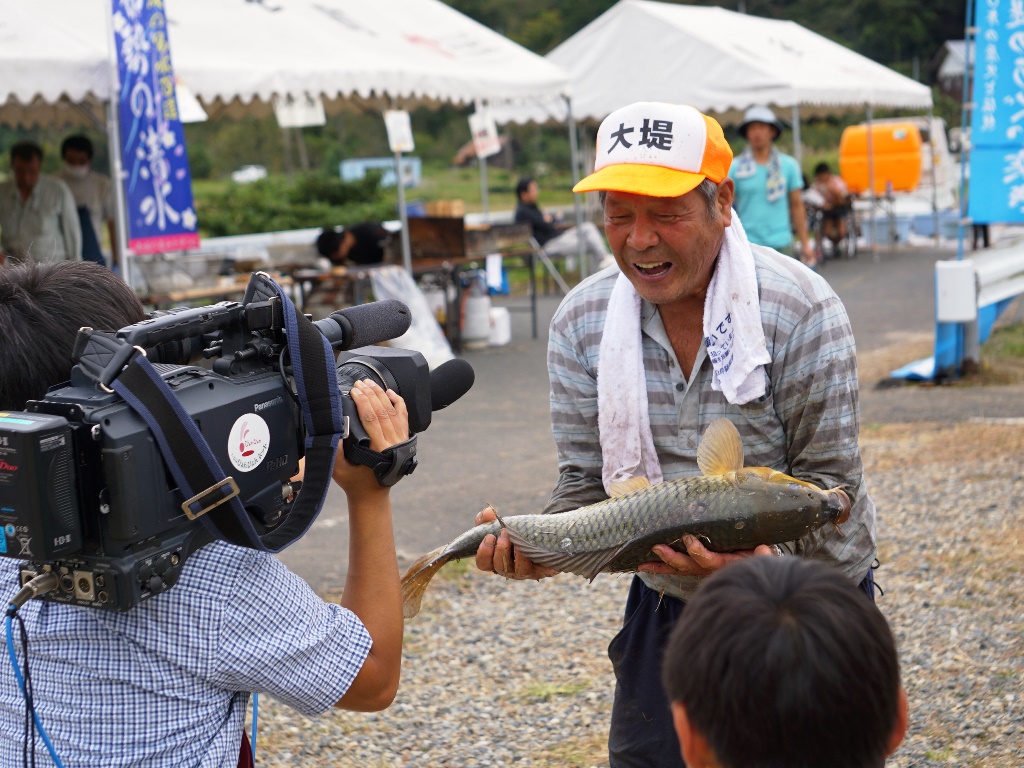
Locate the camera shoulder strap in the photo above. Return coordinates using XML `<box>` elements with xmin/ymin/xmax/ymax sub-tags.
<box><xmin>109</xmin><ymin>275</ymin><xmax>344</xmax><ymax>553</ymax></box>
<box><xmin>252</xmin><ymin>273</ymin><xmax>346</xmax><ymax>550</ymax></box>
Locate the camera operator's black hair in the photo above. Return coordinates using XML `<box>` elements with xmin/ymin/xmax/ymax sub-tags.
<box><xmin>9</xmin><ymin>141</ymin><xmax>43</xmax><ymax>164</ymax></box>
<box><xmin>61</xmin><ymin>134</ymin><xmax>95</xmax><ymax>160</ymax></box>
<box><xmin>515</xmin><ymin>177</ymin><xmax>535</xmax><ymax>200</ymax></box>
<box><xmin>0</xmin><ymin>261</ymin><xmax>146</xmax><ymax>410</ymax></box>
<box><xmin>315</xmin><ymin>227</ymin><xmax>343</xmax><ymax>259</ymax></box>
<box><xmin>662</xmin><ymin>557</ymin><xmax>901</xmax><ymax>768</ymax></box>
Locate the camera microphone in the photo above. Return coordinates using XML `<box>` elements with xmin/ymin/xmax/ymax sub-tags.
<box><xmin>315</xmin><ymin>300</ymin><xmax>412</xmax><ymax>351</ymax></box>
<box><xmin>429</xmin><ymin>358</ymin><xmax>475</xmax><ymax>411</ymax></box>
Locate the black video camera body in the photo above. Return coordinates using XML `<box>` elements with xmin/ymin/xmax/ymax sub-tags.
<box><xmin>0</xmin><ymin>273</ymin><xmax>472</xmax><ymax>612</ymax></box>
<box><xmin>2</xmin><ymin>363</ymin><xmax>303</xmax><ymax>612</ymax></box>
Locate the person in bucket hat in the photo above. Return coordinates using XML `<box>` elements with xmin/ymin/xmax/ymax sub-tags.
<box><xmin>730</xmin><ymin>104</ymin><xmax>815</xmax><ymax>266</ymax></box>
<box><xmin>737</xmin><ymin>104</ymin><xmax>784</xmax><ymax>139</ymax></box>
<box><xmin>470</xmin><ymin>102</ymin><xmax>878</xmax><ymax>767</ymax></box>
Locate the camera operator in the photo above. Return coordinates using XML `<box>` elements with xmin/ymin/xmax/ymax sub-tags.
<box><xmin>0</xmin><ymin>261</ymin><xmax>408</xmax><ymax>767</ymax></box>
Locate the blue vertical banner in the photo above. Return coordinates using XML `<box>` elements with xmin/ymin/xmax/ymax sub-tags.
<box><xmin>968</xmin><ymin>0</ymin><xmax>1024</xmax><ymax>224</ymax></box>
<box><xmin>112</xmin><ymin>0</ymin><xmax>199</xmax><ymax>254</ymax></box>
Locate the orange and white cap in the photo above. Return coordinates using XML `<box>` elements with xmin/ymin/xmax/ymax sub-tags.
<box><xmin>573</xmin><ymin>102</ymin><xmax>733</xmax><ymax>198</ymax></box>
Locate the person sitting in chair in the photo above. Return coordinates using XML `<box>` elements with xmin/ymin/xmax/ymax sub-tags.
<box><xmin>514</xmin><ymin>177</ymin><xmax>613</xmax><ymax>272</ymax></box>
<box><xmin>812</xmin><ymin>162</ymin><xmax>851</xmax><ymax>248</ymax></box>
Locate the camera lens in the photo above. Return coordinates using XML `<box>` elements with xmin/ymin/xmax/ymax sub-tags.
<box><xmin>336</xmin><ymin>357</ymin><xmax>399</xmax><ymax>396</ymax></box>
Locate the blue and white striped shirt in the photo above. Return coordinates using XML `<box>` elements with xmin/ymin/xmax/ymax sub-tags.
<box><xmin>0</xmin><ymin>541</ymin><xmax>372</xmax><ymax>767</ymax></box>
<box><xmin>544</xmin><ymin>246</ymin><xmax>877</xmax><ymax>600</ymax></box>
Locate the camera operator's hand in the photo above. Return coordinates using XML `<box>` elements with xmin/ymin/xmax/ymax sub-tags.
<box><xmin>332</xmin><ymin>379</ymin><xmax>409</xmax><ymax>497</ymax></box>
<box><xmin>333</xmin><ymin>378</ymin><xmax>408</xmax><ymax>712</ymax></box>
<box><xmin>473</xmin><ymin>506</ymin><xmax>560</xmax><ymax>580</ymax></box>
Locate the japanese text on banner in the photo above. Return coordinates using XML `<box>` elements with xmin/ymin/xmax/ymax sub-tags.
<box><xmin>968</xmin><ymin>0</ymin><xmax>1024</xmax><ymax>223</ymax></box>
<box><xmin>112</xmin><ymin>0</ymin><xmax>199</xmax><ymax>254</ymax></box>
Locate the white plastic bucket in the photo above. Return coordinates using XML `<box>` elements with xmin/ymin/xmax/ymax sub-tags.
<box><xmin>488</xmin><ymin>306</ymin><xmax>511</xmax><ymax>346</ymax></box>
<box><xmin>461</xmin><ymin>293</ymin><xmax>492</xmax><ymax>348</ymax></box>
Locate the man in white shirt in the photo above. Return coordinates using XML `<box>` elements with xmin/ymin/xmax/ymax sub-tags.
<box><xmin>0</xmin><ymin>141</ymin><xmax>82</xmax><ymax>264</ymax></box>
<box><xmin>60</xmin><ymin>134</ymin><xmax>119</xmax><ymax>268</ymax></box>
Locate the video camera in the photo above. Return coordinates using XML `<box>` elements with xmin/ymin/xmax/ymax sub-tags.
<box><xmin>0</xmin><ymin>272</ymin><xmax>474</xmax><ymax>612</ymax></box>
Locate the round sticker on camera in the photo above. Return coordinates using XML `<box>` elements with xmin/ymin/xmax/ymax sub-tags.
<box><xmin>227</xmin><ymin>414</ymin><xmax>270</xmax><ymax>472</ymax></box>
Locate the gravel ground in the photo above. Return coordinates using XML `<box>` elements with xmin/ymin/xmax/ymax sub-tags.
<box><xmin>252</xmin><ymin>421</ymin><xmax>1023</xmax><ymax>767</ymax></box>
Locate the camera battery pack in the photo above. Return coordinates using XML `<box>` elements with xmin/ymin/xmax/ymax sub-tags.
<box><xmin>0</xmin><ymin>411</ymin><xmax>82</xmax><ymax>560</ymax></box>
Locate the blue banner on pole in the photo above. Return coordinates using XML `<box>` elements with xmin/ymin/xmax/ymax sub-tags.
<box><xmin>112</xmin><ymin>0</ymin><xmax>199</xmax><ymax>254</ymax></box>
<box><xmin>967</xmin><ymin>0</ymin><xmax>1024</xmax><ymax>224</ymax></box>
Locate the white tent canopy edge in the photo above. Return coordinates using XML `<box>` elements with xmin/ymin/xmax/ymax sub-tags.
<box><xmin>495</xmin><ymin>0</ymin><xmax>932</xmax><ymax>125</ymax></box>
<box><xmin>0</xmin><ymin>0</ymin><xmax>575</xmax><ymax>278</ymax></box>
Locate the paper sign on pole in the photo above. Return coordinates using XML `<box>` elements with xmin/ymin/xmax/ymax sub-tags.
<box><xmin>175</xmin><ymin>80</ymin><xmax>208</xmax><ymax>124</ymax></box>
<box><xmin>111</xmin><ymin>0</ymin><xmax>199</xmax><ymax>254</ymax></box>
<box><xmin>469</xmin><ymin>109</ymin><xmax>502</xmax><ymax>159</ymax></box>
<box><xmin>384</xmin><ymin>110</ymin><xmax>415</xmax><ymax>153</ymax></box>
<box><xmin>272</xmin><ymin>93</ymin><xmax>327</xmax><ymax>128</ymax></box>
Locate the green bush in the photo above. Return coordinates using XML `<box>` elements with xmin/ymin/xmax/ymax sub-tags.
<box><xmin>188</xmin><ymin>146</ymin><xmax>214</xmax><ymax>180</ymax></box>
<box><xmin>194</xmin><ymin>173</ymin><xmax>396</xmax><ymax>237</ymax></box>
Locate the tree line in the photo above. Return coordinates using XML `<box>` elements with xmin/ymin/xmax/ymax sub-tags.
<box><xmin>446</xmin><ymin>0</ymin><xmax>967</xmax><ymax>77</ymax></box>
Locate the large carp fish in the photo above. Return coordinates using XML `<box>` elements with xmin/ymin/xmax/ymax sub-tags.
<box><xmin>401</xmin><ymin>418</ymin><xmax>850</xmax><ymax>618</ymax></box>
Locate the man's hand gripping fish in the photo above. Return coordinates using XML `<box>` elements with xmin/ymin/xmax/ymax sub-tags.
<box><xmin>401</xmin><ymin>418</ymin><xmax>851</xmax><ymax>618</ymax></box>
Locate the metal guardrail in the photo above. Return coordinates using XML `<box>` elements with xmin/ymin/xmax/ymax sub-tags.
<box><xmin>935</xmin><ymin>239</ymin><xmax>1024</xmax><ymax>374</ymax></box>
<box><xmin>975</xmin><ymin>245</ymin><xmax>1024</xmax><ymax>308</ymax></box>
<box><xmin>937</xmin><ymin>241</ymin><xmax>1024</xmax><ymax>322</ymax></box>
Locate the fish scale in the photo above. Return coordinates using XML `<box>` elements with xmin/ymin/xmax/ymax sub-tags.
<box><xmin>400</xmin><ymin>418</ymin><xmax>851</xmax><ymax>618</ymax></box>
<box><xmin>493</xmin><ymin>473</ymin><xmax>837</xmax><ymax>571</ymax></box>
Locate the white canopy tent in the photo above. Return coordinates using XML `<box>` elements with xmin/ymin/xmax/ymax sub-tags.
<box><xmin>503</xmin><ymin>0</ymin><xmax>932</xmax><ymax>124</ymax></box>
<box><xmin>492</xmin><ymin>0</ymin><xmax>937</xmax><ymax>254</ymax></box>
<box><xmin>0</xmin><ymin>0</ymin><xmax>574</xmax><ymax>275</ymax></box>
<box><xmin>0</xmin><ymin>0</ymin><xmax>571</xmax><ymax>122</ymax></box>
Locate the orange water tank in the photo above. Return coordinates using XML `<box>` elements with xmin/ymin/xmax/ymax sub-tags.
<box><xmin>838</xmin><ymin>122</ymin><xmax>923</xmax><ymax>195</ymax></box>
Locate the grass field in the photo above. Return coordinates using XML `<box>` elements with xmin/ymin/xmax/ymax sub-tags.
<box><xmin>978</xmin><ymin>310</ymin><xmax>1024</xmax><ymax>382</ymax></box>
<box><xmin>413</xmin><ymin>165</ymin><xmax>578</xmax><ymax>212</ymax></box>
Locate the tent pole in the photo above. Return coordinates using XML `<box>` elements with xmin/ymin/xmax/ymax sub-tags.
<box><xmin>478</xmin><ymin>155</ymin><xmax>489</xmax><ymax>218</ymax></box>
<box><xmin>383</xmin><ymin>100</ymin><xmax>414</xmax><ymax>274</ymax></box>
<box><xmin>105</xmin><ymin>5</ymin><xmax>132</xmax><ymax>291</ymax></box>
<box><xmin>566</xmin><ymin>95</ymin><xmax>587</xmax><ymax>278</ymax></box>
<box><xmin>476</xmin><ymin>101</ymin><xmax>490</xmax><ymax>219</ymax></box>
<box><xmin>928</xmin><ymin>104</ymin><xmax>939</xmax><ymax>245</ymax></box>
<box><xmin>959</xmin><ymin>3</ymin><xmax>978</xmax><ymax>371</ymax></box>
<box><xmin>790</xmin><ymin>104</ymin><xmax>802</xmax><ymax>166</ymax></box>
<box><xmin>866</xmin><ymin>102</ymin><xmax>877</xmax><ymax>261</ymax></box>
<box><xmin>395</xmin><ymin>147</ymin><xmax>412</xmax><ymax>273</ymax></box>
<box><xmin>957</xmin><ymin>18</ymin><xmax>974</xmax><ymax>264</ymax></box>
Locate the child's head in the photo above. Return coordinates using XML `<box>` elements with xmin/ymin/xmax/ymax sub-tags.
<box><xmin>662</xmin><ymin>556</ymin><xmax>907</xmax><ymax>768</ymax></box>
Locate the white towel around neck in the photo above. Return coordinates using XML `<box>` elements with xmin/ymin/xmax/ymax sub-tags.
<box><xmin>597</xmin><ymin>210</ymin><xmax>770</xmax><ymax>494</ymax></box>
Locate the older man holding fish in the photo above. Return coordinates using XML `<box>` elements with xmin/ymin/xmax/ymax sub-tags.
<box><xmin>472</xmin><ymin>103</ymin><xmax>878</xmax><ymax>768</ymax></box>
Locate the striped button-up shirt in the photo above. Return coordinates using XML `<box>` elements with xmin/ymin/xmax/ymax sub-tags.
<box><xmin>0</xmin><ymin>176</ymin><xmax>82</xmax><ymax>263</ymax></box>
<box><xmin>544</xmin><ymin>245</ymin><xmax>877</xmax><ymax>601</ymax></box>
<box><xmin>0</xmin><ymin>541</ymin><xmax>372</xmax><ymax>767</ymax></box>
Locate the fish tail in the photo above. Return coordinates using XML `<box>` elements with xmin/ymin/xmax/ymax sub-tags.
<box><xmin>400</xmin><ymin>546</ymin><xmax>452</xmax><ymax>619</ymax></box>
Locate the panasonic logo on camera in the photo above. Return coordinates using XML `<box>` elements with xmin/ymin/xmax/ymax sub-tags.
<box><xmin>254</xmin><ymin>396</ymin><xmax>284</xmax><ymax>412</ymax></box>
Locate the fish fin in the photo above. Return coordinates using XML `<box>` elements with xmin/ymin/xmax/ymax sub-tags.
<box><xmin>743</xmin><ymin>466</ymin><xmax>820</xmax><ymax>489</ymax></box>
<box><xmin>503</xmin><ymin>522</ymin><xmax>628</xmax><ymax>582</ymax></box>
<box><xmin>400</xmin><ymin>546</ymin><xmax>451</xmax><ymax>619</ymax></box>
<box><xmin>696</xmin><ymin>418</ymin><xmax>744</xmax><ymax>477</ymax></box>
<box><xmin>608</xmin><ymin>476</ymin><xmax>652</xmax><ymax>498</ymax></box>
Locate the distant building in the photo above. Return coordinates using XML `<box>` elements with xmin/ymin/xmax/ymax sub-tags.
<box><xmin>932</xmin><ymin>40</ymin><xmax>970</xmax><ymax>101</ymax></box>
